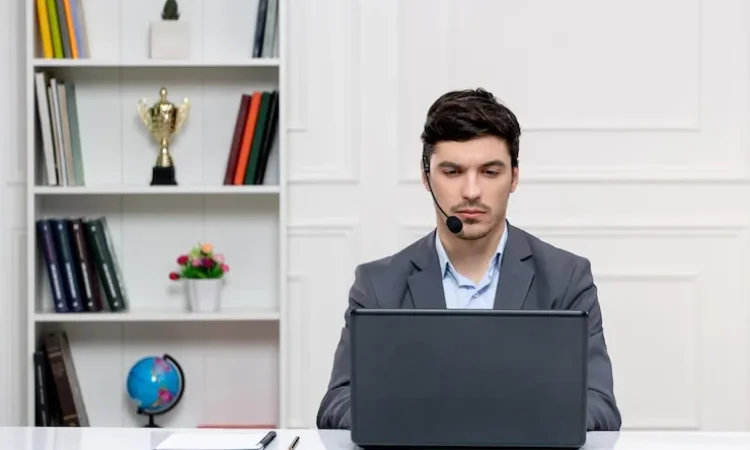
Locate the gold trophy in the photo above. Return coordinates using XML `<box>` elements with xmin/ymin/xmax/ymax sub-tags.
<box><xmin>138</xmin><ymin>87</ymin><xmax>190</xmax><ymax>185</ymax></box>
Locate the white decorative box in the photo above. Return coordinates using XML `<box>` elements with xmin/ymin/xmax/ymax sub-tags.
<box><xmin>150</xmin><ymin>21</ymin><xmax>191</xmax><ymax>59</ymax></box>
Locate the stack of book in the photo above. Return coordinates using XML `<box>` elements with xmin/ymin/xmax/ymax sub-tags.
<box><xmin>36</xmin><ymin>216</ymin><xmax>129</xmax><ymax>314</ymax></box>
<box><xmin>34</xmin><ymin>331</ymin><xmax>89</xmax><ymax>427</ymax></box>
<box><xmin>34</xmin><ymin>72</ymin><xmax>85</xmax><ymax>187</ymax></box>
<box><xmin>223</xmin><ymin>90</ymin><xmax>280</xmax><ymax>185</ymax></box>
<box><xmin>35</xmin><ymin>0</ymin><xmax>90</xmax><ymax>59</ymax></box>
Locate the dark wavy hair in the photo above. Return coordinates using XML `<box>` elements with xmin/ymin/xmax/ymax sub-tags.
<box><xmin>420</xmin><ymin>88</ymin><xmax>521</xmax><ymax>168</ymax></box>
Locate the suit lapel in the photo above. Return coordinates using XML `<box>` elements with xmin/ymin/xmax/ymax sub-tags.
<box><xmin>407</xmin><ymin>230</ymin><xmax>447</xmax><ymax>309</ymax></box>
<box><xmin>494</xmin><ymin>224</ymin><xmax>534</xmax><ymax>310</ymax></box>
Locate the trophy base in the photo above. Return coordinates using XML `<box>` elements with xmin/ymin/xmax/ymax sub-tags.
<box><xmin>151</xmin><ymin>166</ymin><xmax>177</xmax><ymax>186</ymax></box>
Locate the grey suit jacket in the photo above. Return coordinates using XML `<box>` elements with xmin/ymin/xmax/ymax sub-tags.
<box><xmin>316</xmin><ymin>223</ymin><xmax>622</xmax><ymax>432</ymax></box>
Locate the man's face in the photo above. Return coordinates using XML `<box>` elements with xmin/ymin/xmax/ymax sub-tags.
<box><xmin>422</xmin><ymin>136</ymin><xmax>518</xmax><ymax>240</ymax></box>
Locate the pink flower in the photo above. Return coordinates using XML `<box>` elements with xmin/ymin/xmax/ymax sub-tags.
<box><xmin>221</xmin><ymin>264</ymin><xmax>229</xmax><ymax>272</ymax></box>
<box><xmin>214</xmin><ymin>254</ymin><xmax>225</xmax><ymax>264</ymax></box>
<box><xmin>191</xmin><ymin>258</ymin><xmax>201</xmax><ymax>267</ymax></box>
<box><xmin>176</xmin><ymin>255</ymin><xmax>189</xmax><ymax>265</ymax></box>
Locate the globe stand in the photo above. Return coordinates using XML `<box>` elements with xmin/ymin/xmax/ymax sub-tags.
<box><xmin>133</xmin><ymin>353</ymin><xmax>186</xmax><ymax>428</ymax></box>
<box><xmin>139</xmin><ymin>409</ymin><xmax>161</xmax><ymax>428</ymax></box>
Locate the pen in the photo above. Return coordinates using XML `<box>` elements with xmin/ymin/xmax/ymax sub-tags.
<box><xmin>288</xmin><ymin>436</ymin><xmax>300</xmax><ymax>450</ymax></box>
<box><xmin>256</xmin><ymin>431</ymin><xmax>277</xmax><ymax>450</ymax></box>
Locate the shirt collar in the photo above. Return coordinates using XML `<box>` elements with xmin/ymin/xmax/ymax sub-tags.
<box><xmin>435</xmin><ymin>221</ymin><xmax>509</xmax><ymax>278</ymax></box>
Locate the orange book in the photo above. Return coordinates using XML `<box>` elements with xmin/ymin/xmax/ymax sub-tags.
<box><xmin>232</xmin><ymin>91</ymin><xmax>262</xmax><ymax>185</ymax></box>
<box><xmin>62</xmin><ymin>0</ymin><xmax>78</xmax><ymax>58</ymax></box>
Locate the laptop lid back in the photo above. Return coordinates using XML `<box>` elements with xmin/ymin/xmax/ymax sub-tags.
<box><xmin>350</xmin><ymin>309</ymin><xmax>588</xmax><ymax>448</ymax></box>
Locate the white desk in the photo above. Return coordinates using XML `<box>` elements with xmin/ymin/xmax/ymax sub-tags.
<box><xmin>0</xmin><ymin>428</ymin><xmax>749</xmax><ymax>450</ymax></box>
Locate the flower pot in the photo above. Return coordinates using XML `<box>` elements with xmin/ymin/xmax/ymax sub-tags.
<box><xmin>150</xmin><ymin>20</ymin><xmax>190</xmax><ymax>59</ymax></box>
<box><xmin>186</xmin><ymin>278</ymin><xmax>223</xmax><ymax>312</ymax></box>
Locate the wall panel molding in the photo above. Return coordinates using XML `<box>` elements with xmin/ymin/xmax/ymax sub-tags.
<box><xmin>287</xmin><ymin>220</ymin><xmax>361</xmax><ymax>236</ymax></box>
<box><xmin>286</xmin><ymin>219</ymin><xmax>361</xmax><ymax>427</ymax></box>
<box><xmin>440</xmin><ymin>0</ymin><xmax>703</xmax><ymax>133</ymax></box>
<box><xmin>287</xmin><ymin>0</ymin><xmax>361</xmax><ymax>184</ymax></box>
<box><xmin>596</xmin><ymin>271</ymin><xmax>700</xmax><ymax>430</ymax></box>
<box><xmin>399</xmin><ymin>221</ymin><xmax>749</xmax><ymax>243</ymax></box>
<box><xmin>284</xmin><ymin>273</ymin><xmax>308</xmax><ymax>428</ymax></box>
<box><xmin>286</xmin><ymin>0</ymin><xmax>309</xmax><ymax>132</ymax></box>
<box><xmin>399</xmin><ymin>167</ymin><xmax>750</xmax><ymax>185</ymax></box>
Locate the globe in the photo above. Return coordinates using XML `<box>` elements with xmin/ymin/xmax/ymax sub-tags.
<box><xmin>126</xmin><ymin>354</ymin><xmax>185</xmax><ymax>427</ymax></box>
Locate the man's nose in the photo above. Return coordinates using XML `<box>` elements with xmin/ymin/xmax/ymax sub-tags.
<box><xmin>461</xmin><ymin>173</ymin><xmax>481</xmax><ymax>200</ymax></box>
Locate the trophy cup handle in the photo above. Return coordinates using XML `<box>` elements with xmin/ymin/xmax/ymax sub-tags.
<box><xmin>174</xmin><ymin>99</ymin><xmax>190</xmax><ymax>134</ymax></box>
<box><xmin>137</xmin><ymin>99</ymin><xmax>153</xmax><ymax>129</ymax></box>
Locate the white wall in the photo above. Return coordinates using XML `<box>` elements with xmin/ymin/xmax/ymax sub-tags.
<box><xmin>1</xmin><ymin>0</ymin><xmax>28</xmax><ymax>427</ymax></box>
<box><xmin>3</xmin><ymin>0</ymin><xmax>750</xmax><ymax>431</ymax></box>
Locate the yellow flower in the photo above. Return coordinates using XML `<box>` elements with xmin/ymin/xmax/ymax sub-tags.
<box><xmin>200</xmin><ymin>243</ymin><xmax>213</xmax><ymax>254</ymax></box>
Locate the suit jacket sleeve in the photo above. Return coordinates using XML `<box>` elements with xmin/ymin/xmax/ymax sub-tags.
<box><xmin>564</xmin><ymin>257</ymin><xmax>622</xmax><ymax>431</ymax></box>
<box><xmin>316</xmin><ymin>264</ymin><xmax>374</xmax><ymax>429</ymax></box>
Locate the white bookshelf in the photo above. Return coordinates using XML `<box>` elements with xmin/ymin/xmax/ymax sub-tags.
<box><xmin>24</xmin><ymin>0</ymin><xmax>288</xmax><ymax>429</ymax></box>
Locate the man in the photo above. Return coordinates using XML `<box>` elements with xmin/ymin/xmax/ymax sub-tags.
<box><xmin>316</xmin><ymin>88</ymin><xmax>622</xmax><ymax>432</ymax></box>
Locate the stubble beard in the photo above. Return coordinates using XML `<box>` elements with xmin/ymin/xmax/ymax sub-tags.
<box><xmin>456</xmin><ymin>215</ymin><xmax>501</xmax><ymax>241</ymax></box>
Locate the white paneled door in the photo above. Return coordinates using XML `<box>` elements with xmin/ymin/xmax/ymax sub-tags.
<box><xmin>3</xmin><ymin>0</ymin><xmax>750</xmax><ymax>431</ymax></box>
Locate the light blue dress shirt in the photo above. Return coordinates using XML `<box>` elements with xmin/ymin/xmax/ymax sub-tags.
<box><xmin>434</xmin><ymin>224</ymin><xmax>509</xmax><ymax>309</ymax></box>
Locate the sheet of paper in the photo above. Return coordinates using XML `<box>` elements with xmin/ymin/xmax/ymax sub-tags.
<box><xmin>155</xmin><ymin>432</ymin><xmax>266</xmax><ymax>450</ymax></box>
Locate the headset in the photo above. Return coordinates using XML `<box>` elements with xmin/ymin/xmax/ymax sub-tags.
<box><xmin>422</xmin><ymin>149</ymin><xmax>463</xmax><ymax>234</ymax></box>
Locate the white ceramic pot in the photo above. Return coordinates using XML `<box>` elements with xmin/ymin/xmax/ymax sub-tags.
<box><xmin>186</xmin><ymin>278</ymin><xmax>223</xmax><ymax>312</ymax></box>
<box><xmin>150</xmin><ymin>20</ymin><xmax>191</xmax><ymax>59</ymax></box>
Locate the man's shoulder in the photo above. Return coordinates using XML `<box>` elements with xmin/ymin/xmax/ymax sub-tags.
<box><xmin>349</xmin><ymin>233</ymin><xmax>430</xmax><ymax>307</ymax></box>
<box><xmin>510</xmin><ymin>224</ymin><xmax>591</xmax><ymax>273</ymax></box>
<box><xmin>355</xmin><ymin>232</ymin><xmax>428</xmax><ymax>278</ymax></box>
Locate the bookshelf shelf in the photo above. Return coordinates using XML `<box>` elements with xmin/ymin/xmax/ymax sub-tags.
<box><xmin>33</xmin><ymin>58</ymin><xmax>281</xmax><ymax>68</ymax></box>
<box><xmin>26</xmin><ymin>0</ymin><xmax>287</xmax><ymax>430</ymax></box>
<box><xmin>34</xmin><ymin>310</ymin><xmax>281</xmax><ymax>323</ymax></box>
<box><xmin>33</xmin><ymin>185</ymin><xmax>281</xmax><ymax>195</ymax></box>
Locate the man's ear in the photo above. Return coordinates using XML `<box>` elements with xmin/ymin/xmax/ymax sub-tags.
<box><xmin>421</xmin><ymin>164</ymin><xmax>430</xmax><ymax>192</ymax></box>
<box><xmin>510</xmin><ymin>166</ymin><xmax>519</xmax><ymax>193</ymax></box>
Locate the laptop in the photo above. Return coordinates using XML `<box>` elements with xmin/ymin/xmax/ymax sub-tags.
<box><xmin>349</xmin><ymin>309</ymin><xmax>589</xmax><ymax>449</ymax></box>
